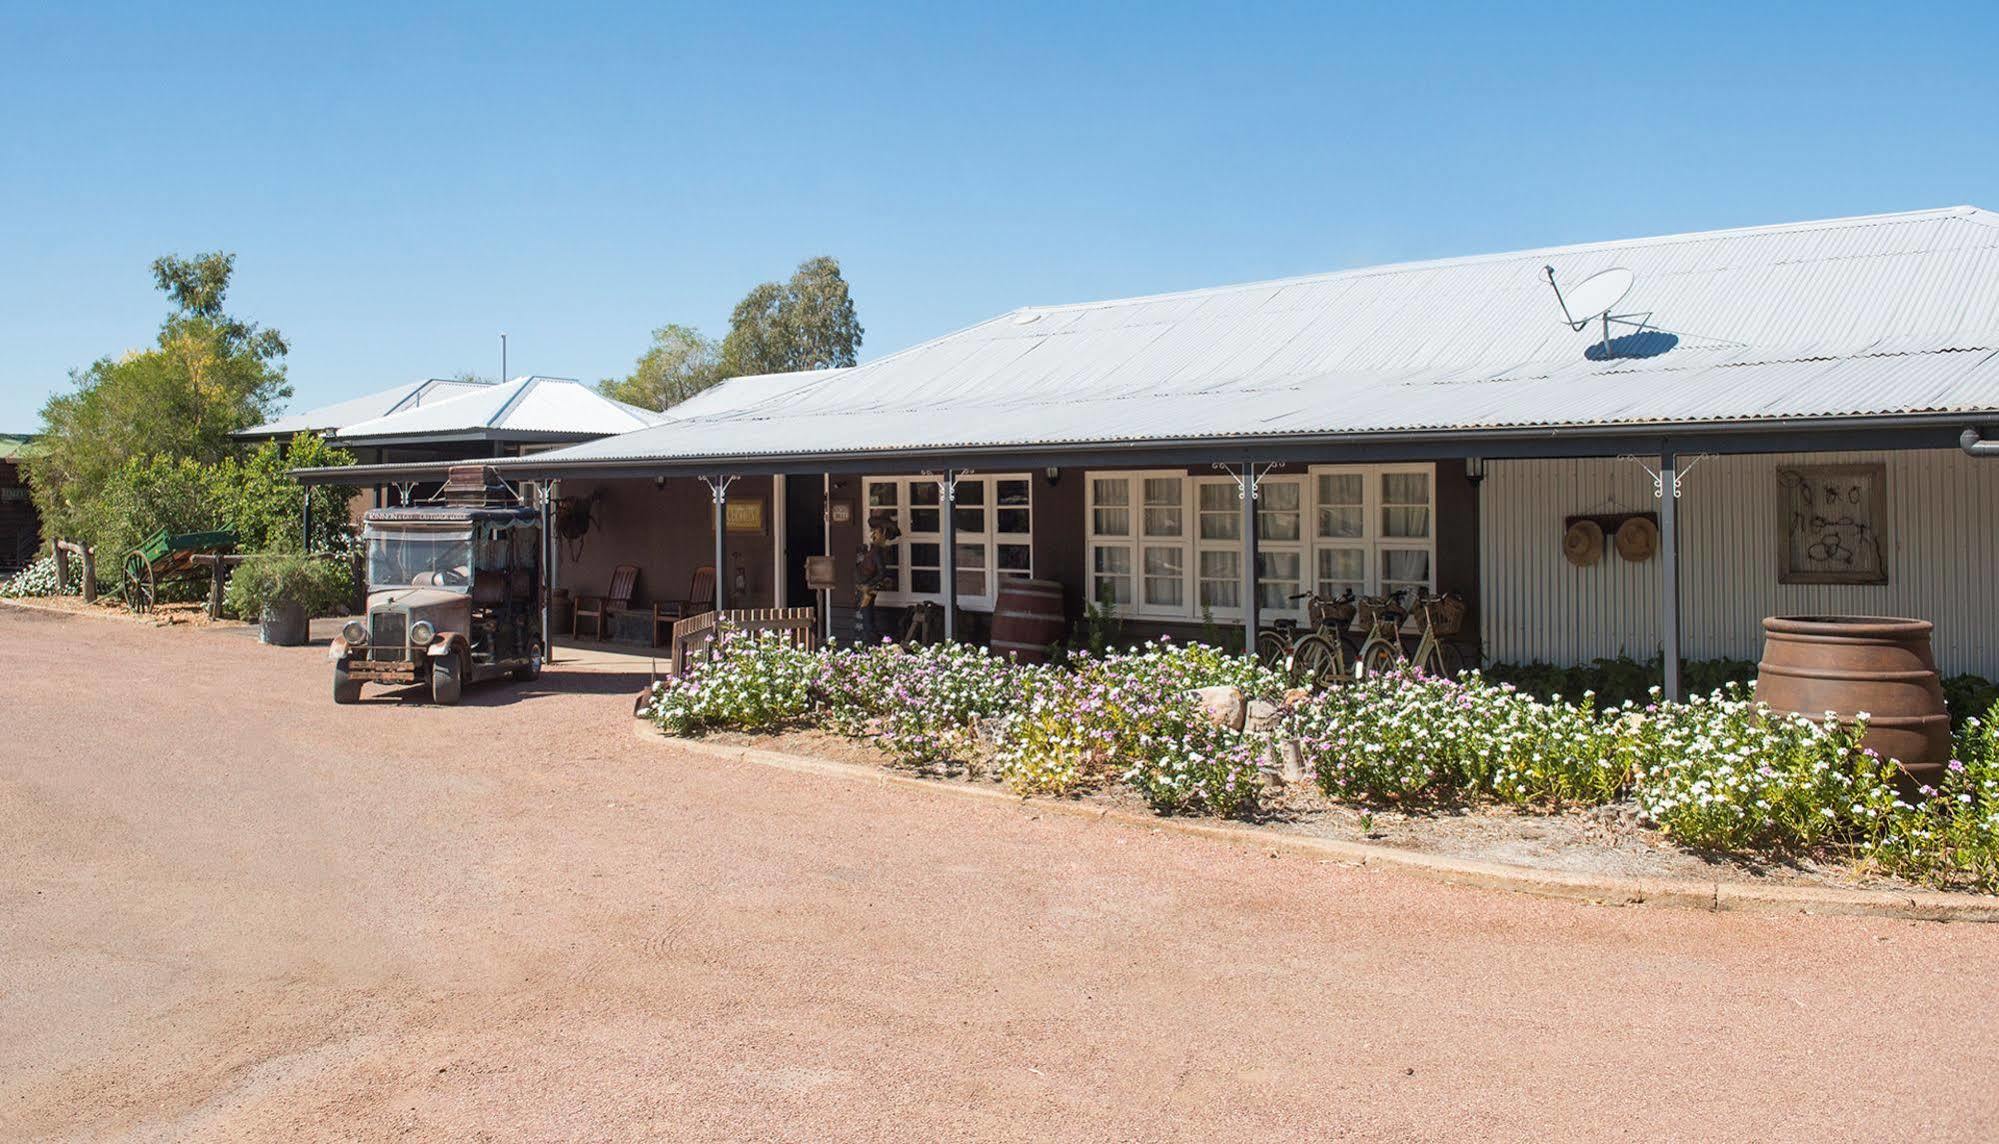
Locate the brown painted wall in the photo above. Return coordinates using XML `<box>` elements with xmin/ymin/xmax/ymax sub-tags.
<box><xmin>0</xmin><ymin>458</ymin><xmax>41</xmax><ymax>570</ymax></box>
<box><xmin>1032</xmin><ymin>469</ymin><xmax>1088</xmax><ymax>621</ymax></box>
<box><xmin>1435</xmin><ymin>461</ymin><xmax>1481</xmax><ymax>658</ymax></box>
<box><xmin>564</xmin><ymin>463</ymin><xmax>1485</xmax><ymax>657</ymax></box>
<box><xmin>557</xmin><ymin>475</ymin><xmax>778</xmax><ymax>609</ymax></box>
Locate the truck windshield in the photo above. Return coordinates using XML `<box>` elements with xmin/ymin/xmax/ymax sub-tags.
<box><xmin>366</xmin><ymin>528</ymin><xmax>473</xmax><ymax>590</ymax></box>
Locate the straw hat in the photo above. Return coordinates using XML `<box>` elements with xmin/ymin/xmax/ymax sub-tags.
<box><xmin>1563</xmin><ymin>519</ymin><xmax>1605</xmax><ymax>567</ymax></box>
<box><xmin>1615</xmin><ymin>515</ymin><xmax>1659</xmax><ymax>563</ymax></box>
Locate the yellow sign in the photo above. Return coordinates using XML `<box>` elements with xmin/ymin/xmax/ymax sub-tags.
<box><xmin>725</xmin><ymin>498</ymin><xmax>765</xmax><ymax>533</ymax></box>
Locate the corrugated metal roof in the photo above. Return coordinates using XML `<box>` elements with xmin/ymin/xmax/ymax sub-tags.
<box><xmin>0</xmin><ymin>433</ymin><xmax>39</xmax><ymax>461</ymax></box>
<box><xmin>538</xmin><ymin>206</ymin><xmax>1999</xmax><ymax>465</ymax></box>
<box><xmin>239</xmin><ymin>377</ymin><xmax>495</xmax><ymax>438</ymax></box>
<box><xmin>331</xmin><ymin>376</ymin><xmax>667</xmax><ymax>443</ymax></box>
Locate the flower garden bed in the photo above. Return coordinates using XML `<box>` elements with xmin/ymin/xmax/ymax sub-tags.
<box><xmin>640</xmin><ymin>633</ymin><xmax>1999</xmax><ymax>896</ymax></box>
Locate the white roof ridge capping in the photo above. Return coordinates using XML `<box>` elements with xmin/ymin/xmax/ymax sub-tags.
<box><xmin>517</xmin><ymin>205</ymin><xmax>1999</xmax><ymax>467</ymax></box>
<box><xmin>331</xmin><ymin>375</ymin><xmax>667</xmax><ymax>442</ymax></box>
<box><xmin>237</xmin><ymin>376</ymin><xmax>499</xmax><ymax>438</ymax></box>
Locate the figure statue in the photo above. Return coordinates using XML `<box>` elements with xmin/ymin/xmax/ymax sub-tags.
<box><xmin>853</xmin><ymin>514</ymin><xmax>901</xmax><ymax>644</ymax></box>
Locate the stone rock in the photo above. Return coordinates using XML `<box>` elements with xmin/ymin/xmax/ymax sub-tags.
<box><xmin>1245</xmin><ymin>699</ymin><xmax>1283</xmax><ymax>734</ymax></box>
<box><xmin>1281</xmin><ymin>687</ymin><xmax>1313</xmax><ymax>708</ymax></box>
<box><xmin>1275</xmin><ymin>739</ymin><xmax>1306</xmax><ymax>784</ymax></box>
<box><xmin>1191</xmin><ymin>685</ymin><xmax>1246</xmax><ymax>731</ymax></box>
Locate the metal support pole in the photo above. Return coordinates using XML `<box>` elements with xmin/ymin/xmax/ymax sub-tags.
<box><xmin>301</xmin><ymin>488</ymin><xmax>313</xmax><ymax>552</ymax></box>
<box><xmin>1240</xmin><ymin>460</ymin><xmax>1259</xmax><ymax>656</ymax></box>
<box><xmin>710</xmin><ymin>476</ymin><xmax>729</xmax><ymax>615</ymax></box>
<box><xmin>539</xmin><ymin>482</ymin><xmax>554</xmax><ymax>662</ymax></box>
<box><xmin>823</xmin><ymin>473</ymin><xmax>834</xmax><ymax>644</ymax></box>
<box><xmin>547</xmin><ymin>479</ymin><xmax>560</xmax><ymax>662</ymax></box>
<box><xmin>939</xmin><ymin>469</ymin><xmax>957</xmax><ymax>642</ymax></box>
<box><xmin>1659</xmin><ymin>449</ymin><xmax>1681</xmax><ymax>702</ymax></box>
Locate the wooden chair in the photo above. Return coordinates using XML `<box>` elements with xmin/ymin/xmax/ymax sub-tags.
<box><xmin>652</xmin><ymin>565</ymin><xmax>717</xmax><ymax>646</ymax></box>
<box><xmin>574</xmin><ymin>564</ymin><xmax>639</xmax><ymax>641</ymax></box>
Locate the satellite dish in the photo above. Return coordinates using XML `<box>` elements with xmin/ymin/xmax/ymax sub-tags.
<box><xmin>1544</xmin><ymin>265</ymin><xmax>1653</xmax><ymax>359</ymax></box>
<box><xmin>1550</xmin><ymin>267</ymin><xmax>1633</xmax><ymax>328</ymax></box>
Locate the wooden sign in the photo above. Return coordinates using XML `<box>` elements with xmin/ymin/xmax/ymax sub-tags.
<box><xmin>828</xmin><ymin>500</ymin><xmax>854</xmax><ymax>525</ymax></box>
<box><xmin>725</xmin><ymin>498</ymin><xmax>766</xmax><ymax>534</ymax></box>
<box><xmin>804</xmin><ymin>555</ymin><xmax>838</xmax><ymax>590</ymax></box>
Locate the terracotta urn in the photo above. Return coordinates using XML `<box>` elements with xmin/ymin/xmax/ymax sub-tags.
<box><xmin>1755</xmin><ymin>616</ymin><xmax>1951</xmax><ymax>786</ymax></box>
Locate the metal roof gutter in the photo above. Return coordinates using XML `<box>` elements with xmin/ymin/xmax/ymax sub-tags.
<box><xmin>290</xmin><ymin>412</ymin><xmax>1983</xmax><ymax>486</ymax></box>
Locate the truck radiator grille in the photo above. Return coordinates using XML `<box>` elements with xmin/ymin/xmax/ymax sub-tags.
<box><xmin>368</xmin><ymin>613</ymin><xmax>407</xmax><ymax>660</ymax></box>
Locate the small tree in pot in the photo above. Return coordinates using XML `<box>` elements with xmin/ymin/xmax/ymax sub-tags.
<box><xmin>224</xmin><ymin>553</ymin><xmax>355</xmax><ymax>646</ymax></box>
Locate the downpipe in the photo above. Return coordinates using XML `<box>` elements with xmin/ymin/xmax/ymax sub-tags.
<box><xmin>1962</xmin><ymin>426</ymin><xmax>1999</xmax><ymax>458</ymax></box>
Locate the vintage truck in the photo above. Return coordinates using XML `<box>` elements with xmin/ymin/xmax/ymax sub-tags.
<box><xmin>331</xmin><ymin>466</ymin><xmax>544</xmax><ymax>705</ymax></box>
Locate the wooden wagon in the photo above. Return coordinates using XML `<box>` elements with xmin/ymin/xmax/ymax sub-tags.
<box><xmin>123</xmin><ymin>528</ymin><xmax>239</xmax><ymax>613</ymax></box>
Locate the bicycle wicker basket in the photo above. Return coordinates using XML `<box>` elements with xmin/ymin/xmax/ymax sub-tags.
<box><xmin>1312</xmin><ymin>597</ymin><xmax>1358</xmax><ymax>627</ymax></box>
<box><xmin>1423</xmin><ymin>595</ymin><xmax>1467</xmax><ymax>637</ymax></box>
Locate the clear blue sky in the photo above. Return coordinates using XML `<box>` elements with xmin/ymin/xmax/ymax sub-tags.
<box><xmin>4</xmin><ymin>0</ymin><xmax>1996</xmax><ymax>430</ymax></box>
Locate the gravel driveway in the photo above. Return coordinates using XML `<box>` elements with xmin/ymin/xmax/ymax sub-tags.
<box><xmin>3</xmin><ymin>605</ymin><xmax>1997</xmax><ymax>1141</ymax></box>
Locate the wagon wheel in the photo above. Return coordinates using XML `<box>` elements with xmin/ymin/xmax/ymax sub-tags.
<box><xmin>123</xmin><ymin>553</ymin><xmax>156</xmax><ymax>613</ymax></box>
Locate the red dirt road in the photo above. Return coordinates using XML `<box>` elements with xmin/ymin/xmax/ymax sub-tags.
<box><xmin>4</xmin><ymin>606</ymin><xmax>1997</xmax><ymax>1141</ymax></box>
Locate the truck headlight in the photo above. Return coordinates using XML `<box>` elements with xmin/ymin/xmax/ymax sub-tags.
<box><xmin>341</xmin><ymin>620</ymin><xmax>368</xmax><ymax>646</ymax></box>
<box><xmin>409</xmin><ymin>620</ymin><xmax>436</xmax><ymax>646</ymax></box>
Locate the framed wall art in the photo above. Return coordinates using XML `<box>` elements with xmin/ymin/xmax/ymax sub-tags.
<box><xmin>1776</xmin><ymin>463</ymin><xmax>1887</xmax><ymax>584</ymax></box>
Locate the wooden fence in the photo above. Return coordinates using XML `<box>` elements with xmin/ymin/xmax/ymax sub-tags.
<box><xmin>52</xmin><ymin>540</ymin><xmax>95</xmax><ymax>603</ymax></box>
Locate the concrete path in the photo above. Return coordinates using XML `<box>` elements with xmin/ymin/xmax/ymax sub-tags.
<box><xmin>3</xmin><ymin>604</ymin><xmax>1995</xmax><ymax>1141</ymax></box>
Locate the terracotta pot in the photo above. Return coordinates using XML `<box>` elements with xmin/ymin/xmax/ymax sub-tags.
<box><xmin>1755</xmin><ymin>616</ymin><xmax>1951</xmax><ymax>785</ymax></box>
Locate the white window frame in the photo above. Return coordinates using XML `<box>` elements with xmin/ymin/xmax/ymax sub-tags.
<box><xmin>861</xmin><ymin>473</ymin><xmax>1033</xmax><ymax>612</ymax></box>
<box><xmin>1083</xmin><ymin>464</ymin><xmax>1437</xmax><ymax>622</ymax></box>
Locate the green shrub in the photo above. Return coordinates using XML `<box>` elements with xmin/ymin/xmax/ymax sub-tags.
<box><xmin>1872</xmin><ymin>707</ymin><xmax>1999</xmax><ymax>891</ymax></box>
<box><xmin>995</xmin><ymin>671</ymin><xmax>1099</xmax><ymax>795</ymax></box>
<box><xmin>222</xmin><ymin>553</ymin><xmax>355</xmax><ymax>619</ymax></box>
<box><xmin>1621</xmin><ymin>686</ymin><xmax>1899</xmax><ymax>852</ymax></box>
<box><xmin>78</xmin><ymin>454</ymin><xmax>222</xmax><ymax>584</ymax></box>
<box><xmin>1</xmin><ymin>553</ymin><xmax>81</xmax><ymax>598</ymax></box>
<box><xmin>995</xmin><ymin>640</ymin><xmax>1283</xmax><ymax>816</ymax></box>
<box><xmin>1291</xmin><ymin>670</ymin><xmax>1627</xmax><ymax>807</ymax></box>
<box><xmin>220</xmin><ymin>433</ymin><xmax>357</xmax><ymax>553</ymax></box>
<box><xmin>630</xmin><ymin>631</ymin><xmax>1999</xmax><ymax>884</ymax></box>
<box><xmin>1484</xmin><ymin>655</ymin><xmax>1757</xmax><ymax>711</ymax></box>
<box><xmin>641</xmin><ymin>630</ymin><xmax>820</xmax><ymax>734</ymax></box>
<box><xmin>1943</xmin><ymin>675</ymin><xmax>1999</xmax><ymax>728</ymax></box>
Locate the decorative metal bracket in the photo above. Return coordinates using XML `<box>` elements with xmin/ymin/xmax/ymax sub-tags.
<box><xmin>698</xmin><ymin>474</ymin><xmax>739</xmax><ymax>504</ymax></box>
<box><xmin>1619</xmin><ymin>453</ymin><xmax>1711</xmax><ymax>499</ymax></box>
<box><xmin>929</xmin><ymin>469</ymin><xmax>968</xmax><ymax>504</ymax></box>
<box><xmin>395</xmin><ymin>481</ymin><xmax>416</xmax><ymax>507</ymax></box>
<box><xmin>1212</xmin><ymin>462</ymin><xmax>1283</xmax><ymax>502</ymax></box>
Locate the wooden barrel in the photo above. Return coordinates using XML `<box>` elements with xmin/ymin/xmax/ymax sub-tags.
<box><xmin>1755</xmin><ymin>616</ymin><xmax>1951</xmax><ymax>785</ymax></box>
<box><xmin>990</xmin><ymin>579</ymin><xmax>1067</xmax><ymax>663</ymax></box>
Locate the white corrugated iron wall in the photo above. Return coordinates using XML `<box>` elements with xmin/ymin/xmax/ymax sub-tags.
<box><xmin>1479</xmin><ymin>448</ymin><xmax>1999</xmax><ymax>677</ymax></box>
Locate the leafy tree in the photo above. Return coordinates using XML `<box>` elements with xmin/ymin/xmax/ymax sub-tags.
<box><xmin>597</xmin><ymin>323</ymin><xmax>724</xmax><ymax>411</ymax></box>
<box><xmin>29</xmin><ymin>251</ymin><xmax>290</xmax><ymax>544</ymax></box>
<box><xmin>223</xmin><ymin>433</ymin><xmax>357</xmax><ymax>553</ymax></box>
<box><xmin>719</xmin><ymin>256</ymin><xmax>864</xmax><ymax>377</ymax></box>
<box><xmin>62</xmin><ymin>433</ymin><xmax>355</xmax><ymax>587</ymax></box>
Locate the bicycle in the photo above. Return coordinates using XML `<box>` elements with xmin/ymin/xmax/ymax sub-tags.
<box><xmin>1254</xmin><ymin>589</ymin><xmax>1360</xmax><ymax>687</ymax></box>
<box><xmin>1353</xmin><ymin>589</ymin><xmax>1465</xmax><ymax>679</ymax></box>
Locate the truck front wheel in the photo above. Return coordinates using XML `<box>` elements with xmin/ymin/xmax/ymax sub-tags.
<box><xmin>333</xmin><ymin>660</ymin><xmax>362</xmax><ymax>705</ymax></box>
<box><xmin>431</xmin><ymin>651</ymin><xmax>464</xmax><ymax>705</ymax></box>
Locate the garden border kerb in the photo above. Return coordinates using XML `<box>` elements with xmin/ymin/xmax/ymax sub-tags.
<box><xmin>636</xmin><ymin>724</ymin><xmax>1999</xmax><ymax>924</ymax></box>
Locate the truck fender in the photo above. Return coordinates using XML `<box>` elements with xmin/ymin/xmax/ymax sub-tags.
<box><xmin>427</xmin><ymin>633</ymin><xmax>470</xmax><ymax>660</ymax></box>
<box><xmin>328</xmin><ymin>638</ymin><xmax>351</xmax><ymax>662</ymax></box>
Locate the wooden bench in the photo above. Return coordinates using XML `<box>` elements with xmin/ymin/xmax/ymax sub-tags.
<box><xmin>667</xmin><ymin>607</ymin><xmax>819</xmax><ymax>677</ymax></box>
